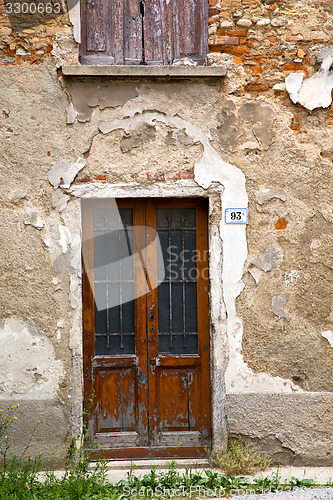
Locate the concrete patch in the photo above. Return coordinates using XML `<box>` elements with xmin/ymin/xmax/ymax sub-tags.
<box><xmin>226</xmin><ymin>393</ymin><xmax>333</xmax><ymax>465</ymax></box>
<box><xmin>255</xmin><ymin>246</ymin><xmax>284</xmax><ymax>272</ymax></box>
<box><xmin>270</xmin><ymin>293</ymin><xmax>291</xmax><ymax>321</ymax></box>
<box><xmin>0</xmin><ymin>318</ymin><xmax>64</xmax><ymax>399</ymax></box>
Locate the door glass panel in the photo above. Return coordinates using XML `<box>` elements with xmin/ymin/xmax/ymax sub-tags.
<box><xmin>93</xmin><ymin>208</ymin><xmax>135</xmax><ymax>355</ymax></box>
<box><xmin>157</xmin><ymin>209</ymin><xmax>198</xmax><ymax>354</ymax></box>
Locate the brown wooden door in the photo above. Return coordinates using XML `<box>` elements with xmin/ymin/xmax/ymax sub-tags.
<box><xmin>82</xmin><ymin>198</ymin><xmax>211</xmax><ymax>459</ymax></box>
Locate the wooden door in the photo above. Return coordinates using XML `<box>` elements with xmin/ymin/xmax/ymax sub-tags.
<box><xmin>82</xmin><ymin>198</ymin><xmax>211</xmax><ymax>459</ymax></box>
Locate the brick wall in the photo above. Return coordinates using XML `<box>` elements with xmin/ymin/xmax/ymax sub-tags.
<box><xmin>208</xmin><ymin>0</ymin><xmax>333</xmax><ymax>94</ymax></box>
<box><xmin>0</xmin><ymin>0</ymin><xmax>68</xmax><ymax>64</ymax></box>
<box><xmin>1</xmin><ymin>0</ymin><xmax>333</xmax><ymax>97</ymax></box>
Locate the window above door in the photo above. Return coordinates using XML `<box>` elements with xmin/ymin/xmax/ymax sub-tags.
<box><xmin>80</xmin><ymin>0</ymin><xmax>208</xmax><ymax>66</ymax></box>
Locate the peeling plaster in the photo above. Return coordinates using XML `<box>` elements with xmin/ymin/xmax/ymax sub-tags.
<box><xmin>321</xmin><ymin>330</ymin><xmax>333</xmax><ymax>347</ymax></box>
<box><xmin>67</xmin><ymin>0</ymin><xmax>80</xmax><ymax>43</ymax></box>
<box><xmin>24</xmin><ymin>210</ymin><xmax>44</xmax><ymax>230</ymax></box>
<box><xmin>70</xmin><ymin>110</ymin><xmax>300</xmax><ymax>394</ymax></box>
<box><xmin>286</xmin><ymin>55</ymin><xmax>333</xmax><ymax>110</ymax></box>
<box><xmin>48</xmin><ymin>158</ymin><xmax>85</xmax><ymax>188</ymax></box>
<box><xmin>0</xmin><ymin>318</ymin><xmax>64</xmax><ymax>399</ymax></box>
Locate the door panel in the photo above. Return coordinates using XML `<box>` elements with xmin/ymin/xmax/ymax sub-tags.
<box><xmin>82</xmin><ymin>198</ymin><xmax>210</xmax><ymax>458</ymax></box>
<box><xmin>95</xmin><ymin>368</ymin><xmax>137</xmax><ymax>432</ymax></box>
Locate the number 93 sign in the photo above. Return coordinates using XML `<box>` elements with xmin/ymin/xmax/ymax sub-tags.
<box><xmin>224</xmin><ymin>208</ymin><xmax>248</xmax><ymax>224</ymax></box>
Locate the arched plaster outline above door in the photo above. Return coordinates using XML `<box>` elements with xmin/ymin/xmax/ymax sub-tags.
<box><xmin>98</xmin><ymin>111</ymin><xmax>301</xmax><ymax>394</ymax></box>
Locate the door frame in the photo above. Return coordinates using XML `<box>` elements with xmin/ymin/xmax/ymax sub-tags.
<box><xmin>77</xmin><ymin>182</ymin><xmax>228</xmax><ymax>456</ymax></box>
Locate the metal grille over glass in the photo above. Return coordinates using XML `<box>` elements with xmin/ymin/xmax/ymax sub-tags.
<box><xmin>93</xmin><ymin>209</ymin><xmax>135</xmax><ymax>355</ymax></box>
<box><xmin>157</xmin><ymin>209</ymin><xmax>198</xmax><ymax>354</ymax></box>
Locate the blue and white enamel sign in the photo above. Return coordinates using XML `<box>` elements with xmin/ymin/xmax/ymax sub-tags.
<box><xmin>225</xmin><ymin>208</ymin><xmax>248</xmax><ymax>224</ymax></box>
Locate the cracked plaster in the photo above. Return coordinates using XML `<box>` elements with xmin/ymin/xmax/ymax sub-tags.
<box><xmin>66</xmin><ymin>109</ymin><xmax>300</xmax><ymax>394</ymax></box>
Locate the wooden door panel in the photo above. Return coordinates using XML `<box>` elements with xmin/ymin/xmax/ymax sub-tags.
<box><xmin>158</xmin><ymin>369</ymin><xmax>190</xmax><ymax>430</ymax></box>
<box><xmin>95</xmin><ymin>368</ymin><xmax>137</xmax><ymax>433</ymax></box>
<box><xmin>157</xmin><ymin>367</ymin><xmax>200</xmax><ymax>432</ymax></box>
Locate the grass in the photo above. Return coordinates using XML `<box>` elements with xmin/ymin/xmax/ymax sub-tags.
<box><xmin>206</xmin><ymin>439</ymin><xmax>272</xmax><ymax>475</ymax></box>
<box><xmin>0</xmin><ymin>405</ymin><xmax>332</xmax><ymax>499</ymax></box>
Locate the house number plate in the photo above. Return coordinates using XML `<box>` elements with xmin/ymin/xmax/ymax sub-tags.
<box><xmin>225</xmin><ymin>208</ymin><xmax>248</xmax><ymax>224</ymax></box>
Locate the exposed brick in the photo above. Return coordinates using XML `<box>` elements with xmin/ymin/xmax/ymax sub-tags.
<box><xmin>95</xmin><ymin>175</ymin><xmax>106</xmax><ymax>181</ymax></box>
<box><xmin>250</xmin><ymin>65</ymin><xmax>262</xmax><ymax>73</ymax></box>
<box><xmin>226</xmin><ymin>29</ymin><xmax>248</xmax><ymax>37</ymax></box>
<box><xmin>233</xmin><ymin>55</ymin><xmax>244</xmax><ymax>64</ymax></box>
<box><xmin>220</xmin><ymin>46</ymin><xmax>233</xmax><ymax>54</ymax></box>
<box><xmin>232</xmin><ymin>46</ymin><xmax>250</xmax><ymax>54</ymax></box>
<box><xmin>284</xmin><ymin>62</ymin><xmax>304</xmax><ymax>71</ymax></box>
<box><xmin>182</xmin><ymin>169</ymin><xmax>195</xmax><ymax>180</ymax></box>
<box><xmin>209</xmin><ymin>7</ymin><xmax>220</xmax><ymax>16</ymax></box>
<box><xmin>216</xmin><ymin>29</ymin><xmax>226</xmax><ymax>36</ymax></box>
<box><xmin>275</xmin><ymin>217</ymin><xmax>287</xmax><ymax>230</ymax></box>
<box><xmin>245</xmin><ymin>83</ymin><xmax>270</xmax><ymax>91</ymax></box>
<box><xmin>76</xmin><ymin>177</ymin><xmax>91</xmax><ymax>183</ymax></box>
<box><xmin>285</xmin><ymin>33</ymin><xmax>303</xmax><ymax>42</ymax></box>
<box><xmin>221</xmin><ymin>36</ymin><xmax>239</xmax><ymax>46</ymax></box>
<box><xmin>247</xmin><ymin>40</ymin><xmax>254</xmax><ymax>48</ymax></box>
<box><xmin>6</xmin><ymin>47</ymin><xmax>15</xmax><ymax>58</ymax></box>
<box><xmin>239</xmin><ymin>38</ymin><xmax>247</xmax><ymax>45</ymax></box>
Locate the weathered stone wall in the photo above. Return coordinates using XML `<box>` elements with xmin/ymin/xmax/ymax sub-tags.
<box><xmin>209</xmin><ymin>0</ymin><xmax>333</xmax><ymax>96</ymax></box>
<box><xmin>0</xmin><ymin>0</ymin><xmax>333</xmax><ymax>464</ymax></box>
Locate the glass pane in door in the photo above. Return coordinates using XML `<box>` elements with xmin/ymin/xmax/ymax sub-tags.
<box><xmin>156</xmin><ymin>209</ymin><xmax>198</xmax><ymax>354</ymax></box>
<box><xmin>93</xmin><ymin>208</ymin><xmax>135</xmax><ymax>355</ymax></box>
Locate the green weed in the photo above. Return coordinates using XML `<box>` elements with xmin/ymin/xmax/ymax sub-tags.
<box><xmin>206</xmin><ymin>438</ymin><xmax>272</xmax><ymax>475</ymax></box>
<box><xmin>0</xmin><ymin>406</ymin><xmax>331</xmax><ymax>499</ymax></box>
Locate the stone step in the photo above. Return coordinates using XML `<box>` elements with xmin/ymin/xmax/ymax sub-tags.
<box><xmin>91</xmin><ymin>458</ymin><xmax>211</xmax><ymax>470</ymax></box>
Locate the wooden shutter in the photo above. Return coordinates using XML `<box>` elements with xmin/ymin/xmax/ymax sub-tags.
<box><xmin>143</xmin><ymin>0</ymin><xmax>208</xmax><ymax>65</ymax></box>
<box><xmin>80</xmin><ymin>0</ymin><xmax>208</xmax><ymax>65</ymax></box>
<box><xmin>81</xmin><ymin>0</ymin><xmax>143</xmax><ymax>65</ymax></box>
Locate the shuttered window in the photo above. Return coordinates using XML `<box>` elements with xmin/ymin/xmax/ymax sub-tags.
<box><xmin>80</xmin><ymin>0</ymin><xmax>208</xmax><ymax>65</ymax></box>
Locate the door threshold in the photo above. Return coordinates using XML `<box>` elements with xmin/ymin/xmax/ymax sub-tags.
<box><xmin>92</xmin><ymin>458</ymin><xmax>211</xmax><ymax>470</ymax></box>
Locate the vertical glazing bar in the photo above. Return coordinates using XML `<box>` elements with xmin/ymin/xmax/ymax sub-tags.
<box><xmin>104</xmin><ymin>216</ymin><xmax>110</xmax><ymax>350</ymax></box>
<box><xmin>119</xmin><ymin>215</ymin><xmax>124</xmax><ymax>349</ymax></box>
<box><xmin>167</xmin><ymin>216</ymin><xmax>173</xmax><ymax>348</ymax></box>
<box><xmin>181</xmin><ymin>216</ymin><xmax>186</xmax><ymax>348</ymax></box>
